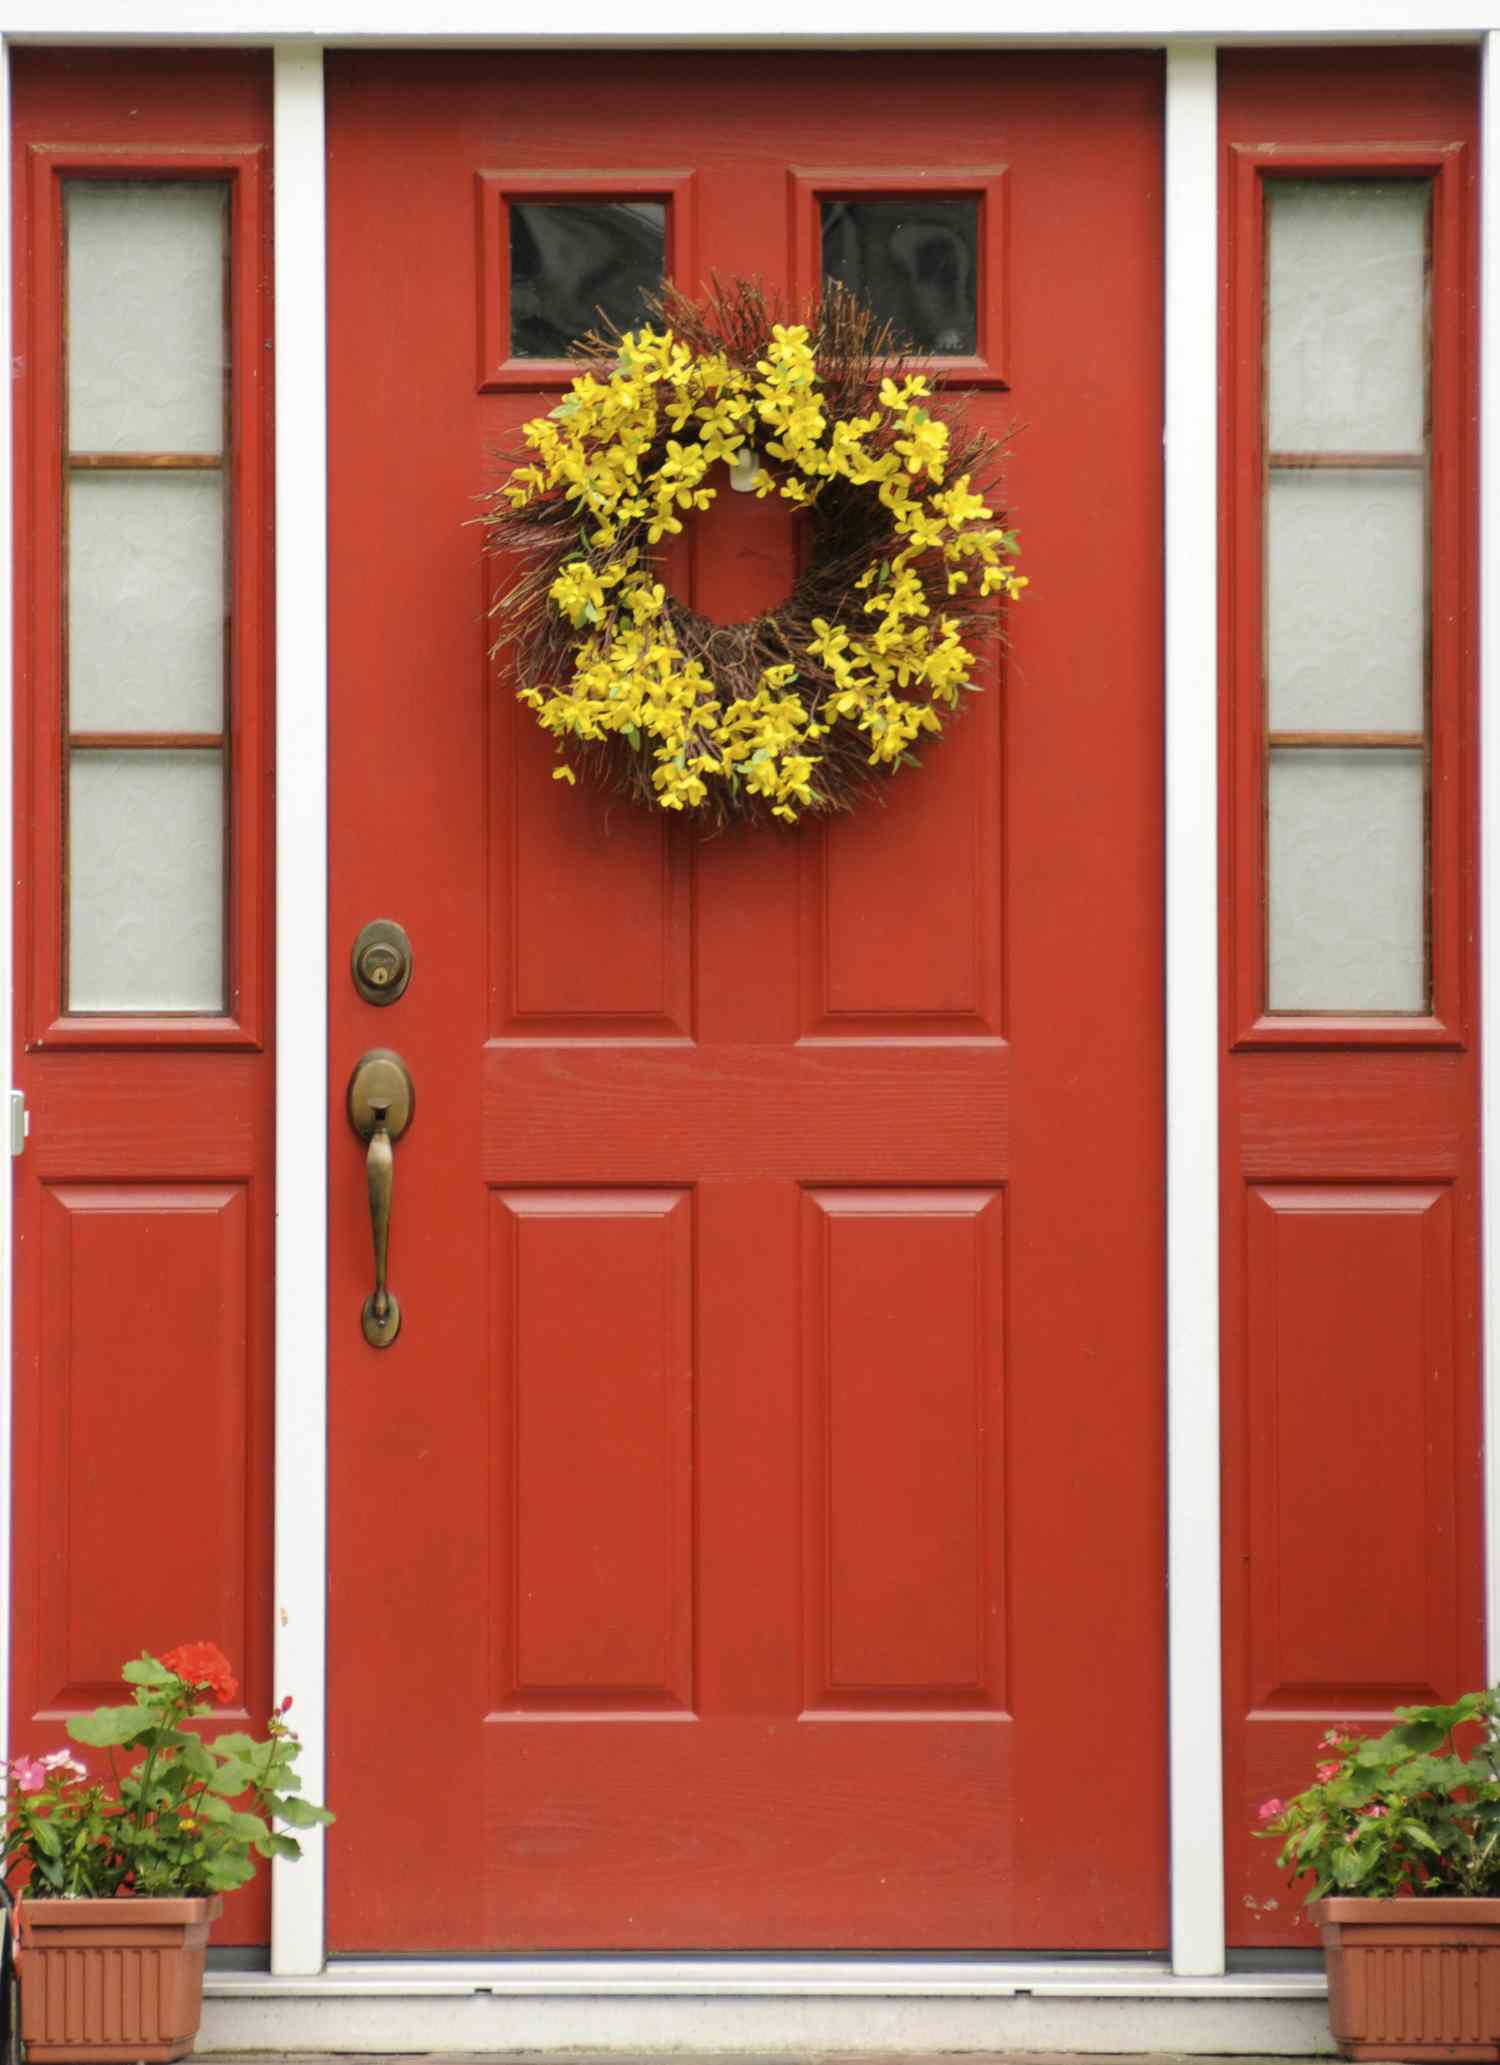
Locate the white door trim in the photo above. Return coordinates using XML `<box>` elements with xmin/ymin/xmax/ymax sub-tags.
<box><xmin>0</xmin><ymin>2</ymin><xmax>1493</xmax><ymax>42</ymax></box>
<box><xmin>272</xmin><ymin>39</ymin><xmax>329</xmax><ymax>1981</ymax></box>
<box><xmin>1163</xmin><ymin>36</ymin><xmax>1225</xmax><ymax>1981</ymax></box>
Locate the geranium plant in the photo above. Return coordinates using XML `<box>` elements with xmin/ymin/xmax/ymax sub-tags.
<box><xmin>1258</xmin><ymin>1689</ymin><xmax>1500</xmax><ymax>1901</ymax></box>
<box><xmin>2</xmin><ymin>1642</ymin><xmax>332</xmax><ymax>1898</ymax></box>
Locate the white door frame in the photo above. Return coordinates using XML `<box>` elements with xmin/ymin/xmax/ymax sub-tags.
<box><xmin>0</xmin><ymin>2</ymin><xmax>1493</xmax><ymax>2003</ymax></box>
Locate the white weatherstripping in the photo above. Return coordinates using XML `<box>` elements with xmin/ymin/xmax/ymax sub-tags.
<box><xmin>1164</xmin><ymin>38</ymin><xmax>1225</xmax><ymax>1980</ymax></box>
<box><xmin>1483</xmin><ymin>30</ymin><xmax>1500</xmax><ymax>1691</ymax></box>
<box><xmin>271</xmin><ymin>41</ymin><xmax>328</xmax><ymax>1981</ymax></box>
<box><xmin>0</xmin><ymin>40</ymin><xmax>14</xmax><ymax>1797</ymax></box>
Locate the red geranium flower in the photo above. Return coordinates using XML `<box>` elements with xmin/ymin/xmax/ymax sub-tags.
<box><xmin>159</xmin><ymin>1641</ymin><xmax>238</xmax><ymax>1706</ymax></box>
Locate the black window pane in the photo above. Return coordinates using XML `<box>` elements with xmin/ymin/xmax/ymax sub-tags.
<box><xmin>509</xmin><ymin>200</ymin><xmax>666</xmax><ymax>359</ymax></box>
<box><xmin>820</xmin><ymin>198</ymin><xmax>978</xmax><ymax>357</ymax></box>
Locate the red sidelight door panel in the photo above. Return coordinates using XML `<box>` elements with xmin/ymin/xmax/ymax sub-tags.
<box><xmin>8</xmin><ymin>51</ymin><xmax>276</xmax><ymax>1945</ymax></box>
<box><xmin>326</xmin><ymin>50</ymin><xmax>1166</xmax><ymax>1951</ymax></box>
<box><xmin>1218</xmin><ymin>50</ymin><xmax>1484</xmax><ymax>1947</ymax></box>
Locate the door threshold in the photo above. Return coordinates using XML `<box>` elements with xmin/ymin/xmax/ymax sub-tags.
<box><xmin>206</xmin><ymin>1959</ymin><xmax>1327</xmax><ymax>1998</ymax></box>
<box><xmin>199</xmin><ymin>1964</ymin><xmax>1334</xmax><ymax>2057</ymax></box>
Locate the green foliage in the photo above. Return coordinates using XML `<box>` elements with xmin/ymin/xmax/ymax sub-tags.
<box><xmin>1257</xmin><ymin>1688</ymin><xmax>1500</xmax><ymax>1903</ymax></box>
<box><xmin>4</xmin><ymin>1647</ymin><xmax>332</xmax><ymax>1902</ymax></box>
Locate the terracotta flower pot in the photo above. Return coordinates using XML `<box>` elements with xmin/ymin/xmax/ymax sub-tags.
<box><xmin>1314</xmin><ymin>1896</ymin><xmax>1500</xmax><ymax>2062</ymax></box>
<box><xmin>17</xmin><ymin>1894</ymin><xmax>222</xmax><ymax>2064</ymax></box>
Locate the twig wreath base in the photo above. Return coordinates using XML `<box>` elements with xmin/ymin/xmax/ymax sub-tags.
<box><xmin>482</xmin><ymin>279</ymin><xmax>1025</xmax><ymax>825</ymax></box>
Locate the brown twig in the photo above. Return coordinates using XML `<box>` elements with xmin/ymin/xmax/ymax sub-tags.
<box><xmin>478</xmin><ymin>275</ymin><xmax>1015</xmax><ymax>827</ymax></box>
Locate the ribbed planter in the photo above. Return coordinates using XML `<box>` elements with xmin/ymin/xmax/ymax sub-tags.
<box><xmin>1314</xmin><ymin>1897</ymin><xmax>1500</xmax><ymax>2062</ymax></box>
<box><xmin>17</xmin><ymin>1894</ymin><xmax>222</xmax><ymax>2064</ymax></box>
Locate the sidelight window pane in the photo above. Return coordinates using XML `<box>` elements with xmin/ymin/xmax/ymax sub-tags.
<box><xmin>1266</xmin><ymin>180</ymin><xmax>1427</xmax><ymax>455</ymax></box>
<box><xmin>68</xmin><ymin>751</ymin><xmax>224</xmax><ymax>1012</ymax></box>
<box><xmin>1261</xmin><ymin>175</ymin><xmax>1432</xmax><ymax>1016</ymax></box>
<box><xmin>1266</xmin><ymin>469</ymin><xmax>1425</xmax><ymax>734</ymax></box>
<box><xmin>61</xmin><ymin>176</ymin><xmax>232</xmax><ymax>1016</ymax></box>
<box><xmin>65</xmin><ymin>181</ymin><xmax>227</xmax><ymax>455</ymax></box>
<box><xmin>1268</xmin><ymin>750</ymin><xmax>1425</xmax><ymax>1013</ymax></box>
<box><xmin>68</xmin><ymin>471</ymin><xmax>225</xmax><ymax>734</ymax></box>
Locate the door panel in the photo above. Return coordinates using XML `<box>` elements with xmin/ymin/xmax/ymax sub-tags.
<box><xmin>327</xmin><ymin>49</ymin><xmax>1165</xmax><ymax>1951</ymax></box>
<box><xmin>9</xmin><ymin>50</ymin><xmax>276</xmax><ymax>1947</ymax></box>
<box><xmin>1217</xmin><ymin>49</ymin><xmax>1484</xmax><ymax>1946</ymax></box>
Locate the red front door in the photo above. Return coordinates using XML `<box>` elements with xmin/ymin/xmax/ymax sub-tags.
<box><xmin>326</xmin><ymin>50</ymin><xmax>1166</xmax><ymax>1952</ymax></box>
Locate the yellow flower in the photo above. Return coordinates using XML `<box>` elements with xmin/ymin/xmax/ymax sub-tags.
<box><xmin>489</xmin><ymin>310</ymin><xmax>1023</xmax><ymax>823</ymax></box>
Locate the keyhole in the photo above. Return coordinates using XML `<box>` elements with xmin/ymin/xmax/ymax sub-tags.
<box><xmin>351</xmin><ymin>921</ymin><xmax>413</xmax><ymax>1006</ymax></box>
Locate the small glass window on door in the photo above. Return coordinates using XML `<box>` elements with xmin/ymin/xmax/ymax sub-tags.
<box><xmin>509</xmin><ymin>199</ymin><xmax>666</xmax><ymax>360</ymax></box>
<box><xmin>820</xmin><ymin>197</ymin><xmax>979</xmax><ymax>357</ymax></box>
<box><xmin>62</xmin><ymin>178</ymin><xmax>231</xmax><ymax>1014</ymax></box>
<box><xmin>1262</xmin><ymin>177</ymin><xmax>1431</xmax><ymax>1015</ymax></box>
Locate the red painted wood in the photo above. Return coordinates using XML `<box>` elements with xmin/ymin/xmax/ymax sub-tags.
<box><xmin>491</xmin><ymin>1191</ymin><xmax>695</xmax><ymax>1712</ymax></box>
<box><xmin>9</xmin><ymin>51</ymin><xmax>276</xmax><ymax>1945</ymax></box>
<box><xmin>1218</xmin><ymin>49</ymin><xmax>1484</xmax><ymax>1950</ymax></box>
<box><xmin>801</xmin><ymin>1190</ymin><xmax>1005</xmax><ymax>1712</ymax></box>
<box><xmin>326</xmin><ymin>49</ymin><xmax>1166</xmax><ymax>1951</ymax></box>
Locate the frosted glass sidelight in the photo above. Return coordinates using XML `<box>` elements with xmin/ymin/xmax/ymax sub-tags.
<box><xmin>69</xmin><ymin>751</ymin><xmax>224</xmax><ymax>1011</ymax></box>
<box><xmin>68</xmin><ymin>472</ymin><xmax>224</xmax><ymax>733</ymax></box>
<box><xmin>1268</xmin><ymin>749</ymin><xmax>1425</xmax><ymax>1012</ymax></box>
<box><xmin>65</xmin><ymin>181</ymin><xmax>227</xmax><ymax>455</ymax></box>
<box><xmin>1266</xmin><ymin>181</ymin><xmax>1428</xmax><ymax>455</ymax></box>
<box><xmin>1266</xmin><ymin>469</ymin><xmax>1425</xmax><ymax>732</ymax></box>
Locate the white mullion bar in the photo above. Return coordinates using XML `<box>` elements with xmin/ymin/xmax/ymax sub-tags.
<box><xmin>272</xmin><ymin>41</ymin><xmax>328</xmax><ymax>1980</ymax></box>
<box><xmin>1482</xmin><ymin>28</ymin><xmax>1500</xmax><ymax>1687</ymax></box>
<box><xmin>1164</xmin><ymin>38</ymin><xmax>1226</xmax><ymax>1979</ymax></box>
<box><xmin>0</xmin><ymin>36</ymin><xmax>16</xmax><ymax>1794</ymax></box>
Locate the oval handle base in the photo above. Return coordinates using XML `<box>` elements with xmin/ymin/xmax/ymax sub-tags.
<box><xmin>361</xmin><ymin>1288</ymin><xmax>401</xmax><ymax>1349</ymax></box>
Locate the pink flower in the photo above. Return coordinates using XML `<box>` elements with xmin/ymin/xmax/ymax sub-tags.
<box><xmin>39</xmin><ymin>1750</ymin><xmax>85</xmax><ymax>1780</ymax></box>
<box><xmin>1257</xmin><ymin>1797</ymin><xmax>1286</xmax><ymax>1823</ymax></box>
<box><xmin>1360</xmin><ymin>1804</ymin><xmax>1388</xmax><ymax>1820</ymax></box>
<box><xmin>1316</xmin><ymin>1761</ymin><xmax>1341</xmax><ymax>1783</ymax></box>
<box><xmin>10</xmin><ymin>1756</ymin><xmax>46</xmax><ymax>1793</ymax></box>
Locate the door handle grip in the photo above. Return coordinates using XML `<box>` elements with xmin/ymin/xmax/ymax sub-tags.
<box><xmin>347</xmin><ymin>1049</ymin><xmax>414</xmax><ymax>1349</ymax></box>
<box><xmin>365</xmin><ymin>1111</ymin><xmax>397</xmax><ymax>1341</ymax></box>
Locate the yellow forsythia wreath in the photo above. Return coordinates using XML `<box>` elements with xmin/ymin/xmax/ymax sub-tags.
<box><xmin>482</xmin><ymin>279</ymin><xmax>1025</xmax><ymax>825</ymax></box>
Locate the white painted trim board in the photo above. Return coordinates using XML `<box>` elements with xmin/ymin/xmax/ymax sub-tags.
<box><xmin>271</xmin><ymin>40</ymin><xmax>329</xmax><ymax>1981</ymax></box>
<box><xmin>1164</xmin><ymin>37</ymin><xmax>1225</xmax><ymax>1981</ymax></box>
<box><xmin>2</xmin><ymin>2</ymin><xmax>1496</xmax><ymax>45</ymax></box>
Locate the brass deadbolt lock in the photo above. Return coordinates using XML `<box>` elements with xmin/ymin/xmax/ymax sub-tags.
<box><xmin>351</xmin><ymin>919</ymin><xmax>413</xmax><ymax>1006</ymax></box>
